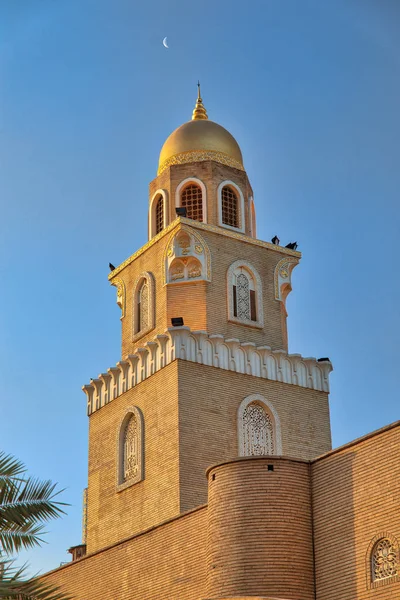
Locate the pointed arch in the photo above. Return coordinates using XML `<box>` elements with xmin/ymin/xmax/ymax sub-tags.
<box><xmin>132</xmin><ymin>272</ymin><xmax>155</xmax><ymax>341</ymax></box>
<box><xmin>117</xmin><ymin>406</ymin><xmax>144</xmax><ymax>490</ymax></box>
<box><xmin>227</xmin><ymin>259</ymin><xmax>263</xmax><ymax>328</ymax></box>
<box><xmin>238</xmin><ymin>394</ymin><xmax>282</xmax><ymax>457</ymax></box>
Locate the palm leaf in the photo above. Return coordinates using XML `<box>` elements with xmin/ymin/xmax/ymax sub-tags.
<box><xmin>0</xmin><ymin>522</ymin><xmax>46</xmax><ymax>554</ymax></box>
<box><xmin>0</xmin><ymin>560</ymin><xmax>72</xmax><ymax>600</ymax></box>
<box><xmin>0</xmin><ymin>452</ymin><xmax>26</xmax><ymax>481</ymax></box>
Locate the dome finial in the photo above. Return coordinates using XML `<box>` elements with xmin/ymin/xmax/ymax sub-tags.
<box><xmin>192</xmin><ymin>81</ymin><xmax>208</xmax><ymax>121</ymax></box>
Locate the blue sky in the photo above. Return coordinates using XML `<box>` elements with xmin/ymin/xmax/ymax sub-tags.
<box><xmin>1</xmin><ymin>0</ymin><xmax>399</xmax><ymax>574</ymax></box>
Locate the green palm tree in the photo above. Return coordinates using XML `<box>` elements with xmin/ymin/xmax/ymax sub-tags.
<box><xmin>0</xmin><ymin>451</ymin><xmax>72</xmax><ymax>599</ymax></box>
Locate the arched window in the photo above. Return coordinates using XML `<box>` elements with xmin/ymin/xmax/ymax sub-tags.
<box><xmin>149</xmin><ymin>189</ymin><xmax>168</xmax><ymax>240</ymax></box>
<box><xmin>155</xmin><ymin>196</ymin><xmax>164</xmax><ymax>234</ymax></box>
<box><xmin>249</xmin><ymin>197</ymin><xmax>256</xmax><ymax>238</ymax></box>
<box><xmin>371</xmin><ymin>538</ymin><xmax>398</xmax><ymax>582</ymax></box>
<box><xmin>221</xmin><ymin>186</ymin><xmax>239</xmax><ymax>228</ymax></box>
<box><xmin>234</xmin><ymin>270</ymin><xmax>256</xmax><ymax>322</ymax></box>
<box><xmin>137</xmin><ymin>280</ymin><xmax>149</xmax><ymax>333</ymax></box>
<box><xmin>117</xmin><ymin>407</ymin><xmax>144</xmax><ymax>490</ymax></box>
<box><xmin>227</xmin><ymin>261</ymin><xmax>264</xmax><ymax>328</ymax></box>
<box><xmin>238</xmin><ymin>394</ymin><xmax>282</xmax><ymax>456</ymax></box>
<box><xmin>181</xmin><ymin>184</ymin><xmax>203</xmax><ymax>222</ymax></box>
<box><xmin>133</xmin><ymin>272</ymin><xmax>155</xmax><ymax>341</ymax></box>
<box><xmin>218</xmin><ymin>181</ymin><xmax>245</xmax><ymax>233</ymax></box>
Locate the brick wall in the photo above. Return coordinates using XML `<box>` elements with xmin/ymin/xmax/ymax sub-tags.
<box><xmin>312</xmin><ymin>421</ymin><xmax>400</xmax><ymax>600</ymax></box>
<box><xmin>115</xmin><ymin>219</ymin><xmax>298</xmax><ymax>359</ymax></box>
<box><xmin>87</xmin><ymin>361</ymin><xmax>180</xmax><ymax>553</ymax></box>
<box><xmin>41</xmin><ymin>506</ymin><xmax>207</xmax><ymax>600</ymax></box>
<box><xmin>206</xmin><ymin>457</ymin><xmax>314</xmax><ymax>600</ymax></box>
<box><xmin>178</xmin><ymin>360</ymin><xmax>331</xmax><ymax>513</ymax></box>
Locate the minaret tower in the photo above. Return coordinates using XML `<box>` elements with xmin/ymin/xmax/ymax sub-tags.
<box><xmin>82</xmin><ymin>87</ymin><xmax>333</xmax><ymax>557</ymax></box>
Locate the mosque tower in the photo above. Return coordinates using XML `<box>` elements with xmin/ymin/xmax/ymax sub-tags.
<box><xmin>77</xmin><ymin>86</ymin><xmax>333</xmax><ymax>598</ymax></box>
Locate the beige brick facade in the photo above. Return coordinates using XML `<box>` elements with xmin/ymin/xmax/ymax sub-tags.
<box><xmin>39</xmin><ymin>102</ymin><xmax>399</xmax><ymax>600</ymax></box>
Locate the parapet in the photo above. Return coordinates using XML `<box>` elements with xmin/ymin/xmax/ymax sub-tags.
<box><xmin>82</xmin><ymin>327</ymin><xmax>333</xmax><ymax>415</ymax></box>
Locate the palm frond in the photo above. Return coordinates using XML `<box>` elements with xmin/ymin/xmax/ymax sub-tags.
<box><xmin>0</xmin><ymin>477</ymin><xmax>67</xmax><ymax>525</ymax></box>
<box><xmin>0</xmin><ymin>560</ymin><xmax>72</xmax><ymax>600</ymax></box>
<box><xmin>0</xmin><ymin>522</ymin><xmax>46</xmax><ymax>554</ymax></box>
<box><xmin>0</xmin><ymin>452</ymin><xmax>26</xmax><ymax>481</ymax></box>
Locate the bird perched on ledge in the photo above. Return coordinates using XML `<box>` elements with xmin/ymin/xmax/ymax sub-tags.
<box><xmin>271</xmin><ymin>235</ymin><xmax>280</xmax><ymax>245</ymax></box>
<box><xmin>285</xmin><ymin>242</ymin><xmax>298</xmax><ymax>250</ymax></box>
<box><xmin>109</xmin><ymin>263</ymin><xmax>116</xmax><ymax>272</ymax></box>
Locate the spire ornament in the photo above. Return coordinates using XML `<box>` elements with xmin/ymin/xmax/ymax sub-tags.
<box><xmin>192</xmin><ymin>81</ymin><xmax>208</xmax><ymax>120</ymax></box>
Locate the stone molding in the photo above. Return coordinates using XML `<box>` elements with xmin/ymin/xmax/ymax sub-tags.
<box><xmin>83</xmin><ymin>327</ymin><xmax>333</xmax><ymax>416</ymax></box>
<box><xmin>108</xmin><ymin>217</ymin><xmax>300</xmax><ymax>282</ymax></box>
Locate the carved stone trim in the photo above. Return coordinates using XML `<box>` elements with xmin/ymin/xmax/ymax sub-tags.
<box><xmin>158</xmin><ymin>149</ymin><xmax>245</xmax><ymax>175</ymax></box>
<box><xmin>83</xmin><ymin>327</ymin><xmax>332</xmax><ymax>416</ymax></box>
<box><xmin>108</xmin><ymin>218</ymin><xmax>300</xmax><ymax>282</ymax></box>
<box><xmin>163</xmin><ymin>225</ymin><xmax>211</xmax><ymax>285</ymax></box>
<box><xmin>111</xmin><ymin>277</ymin><xmax>126</xmax><ymax>318</ymax></box>
<box><xmin>274</xmin><ymin>257</ymin><xmax>299</xmax><ymax>304</ymax></box>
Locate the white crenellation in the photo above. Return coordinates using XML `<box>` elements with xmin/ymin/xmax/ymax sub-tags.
<box><xmin>83</xmin><ymin>327</ymin><xmax>333</xmax><ymax>416</ymax></box>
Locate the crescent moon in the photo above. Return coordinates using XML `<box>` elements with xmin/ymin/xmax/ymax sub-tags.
<box><xmin>163</xmin><ymin>37</ymin><xmax>169</xmax><ymax>49</ymax></box>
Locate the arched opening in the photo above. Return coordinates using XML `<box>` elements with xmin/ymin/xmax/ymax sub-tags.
<box><xmin>227</xmin><ymin>260</ymin><xmax>264</xmax><ymax>328</ymax></box>
<box><xmin>155</xmin><ymin>195</ymin><xmax>164</xmax><ymax>234</ymax></box>
<box><xmin>181</xmin><ymin>183</ymin><xmax>203</xmax><ymax>222</ymax></box>
<box><xmin>132</xmin><ymin>272</ymin><xmax>155</xmax><ymax>341</ymax></box>
<box><xmin>221</xmin><ymin>185</ymin><xmax>239</xmax><ymax>228</ymax></box>
<box><xmin>117</xmin><ymin>407</ymin><xmax>144</xmax><ymax>489</ymax></box>
<box><xmin>238</xmin><ymin>394</ymin><xmax>282</xmax><ymax>456</ymax></box>
<box><xmin>250</xmin><ymin>197</ymin><xmax>256</xmax><ymax>238</ymax></box>
<box><xmin>233</xmin><ymin>268</ymin><xmax>257</xmax><ymax>322</ymax></box>
<box><xmin>371</xmin><ymin>538</ymin><xmax>398</xmax><ymax>582</ymax></box>
<box><xmin>136</xmin><ymin>280</ymin><xmax>149</xmax><ymax>334</ymax></box>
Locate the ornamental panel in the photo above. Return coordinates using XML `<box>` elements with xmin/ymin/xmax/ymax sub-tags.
<box><xmin>372</xmin><ymin>538</ymin><xmax>398</xmax><ymax>581</ymax></box>
<box><xmin>242</xmin><ymin>402</ymin><xmax>274</xmax><ymax>456</ymax></box>
<box><xmin>164</xmin><ymin>225</ymin><xmax>211</xmax><ymax>284</ymax></box>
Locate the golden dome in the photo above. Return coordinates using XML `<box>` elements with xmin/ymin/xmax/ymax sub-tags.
<box><xmin>158</xmin><ymin>84</ymin><xmax>244</xmax><ymax>175</ymax></box>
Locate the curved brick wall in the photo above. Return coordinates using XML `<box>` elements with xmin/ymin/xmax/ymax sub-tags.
<box><xmin>206</xmin><ymin>457</ymin><xmax>314</xmax><ymax>600</ymax></box>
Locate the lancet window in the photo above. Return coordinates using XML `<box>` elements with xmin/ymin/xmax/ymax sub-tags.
<box><xmin>149</xmin><ymin>190</ymin><xmax>168</xmax><ymax>240</ymax></box>
<box><xmin>221</xmin><ymin>186</ymin><xmax>239</xmax><ymax>228</ymax></box>
<box><xmin>371</xmin><ymin>538</ymin><xmax>398</xmax><ymax>582</ymax></box>
<box><xmin>181</xmin><ymin>184</ymin><xmax>203</xmax><ymax>222</ymax></box>
<box><xmin>118</xmin><ymin>407</ymin><xmax>144</xmax><ymax>489</ymax></box>
<box><xmin>155</xmin><ymin>196</ymin><xmax>164</xmax><ymax>234</ymax></box>
<box><xmin>227</xmin><ymin>261</ymin><xmax>263</xmax><ymax>328</ymax></box>
<box><xmin>137</xmin><ymin>280</ymin><xmax>149</xmax><ymax>332</ymax></box>
<box><xmin>123</xmin><ymin>413</ymin><xmax>139</xmax><ymax>481</ymax></box>
<box><xmin>133</xmin><ymin>272</ymin><xmax>155</xmax><ymax>341</ymax></box>
<box><xmin>218</xmin><ymin>181</ymin><xmax>245</xmax><ymax>233</ymax></box>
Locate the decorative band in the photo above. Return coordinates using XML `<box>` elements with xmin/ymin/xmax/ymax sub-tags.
<box><xmin>158</xmin><ymin>149</ymin><xmax>245</xmax><ymax>175</ymax></box>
